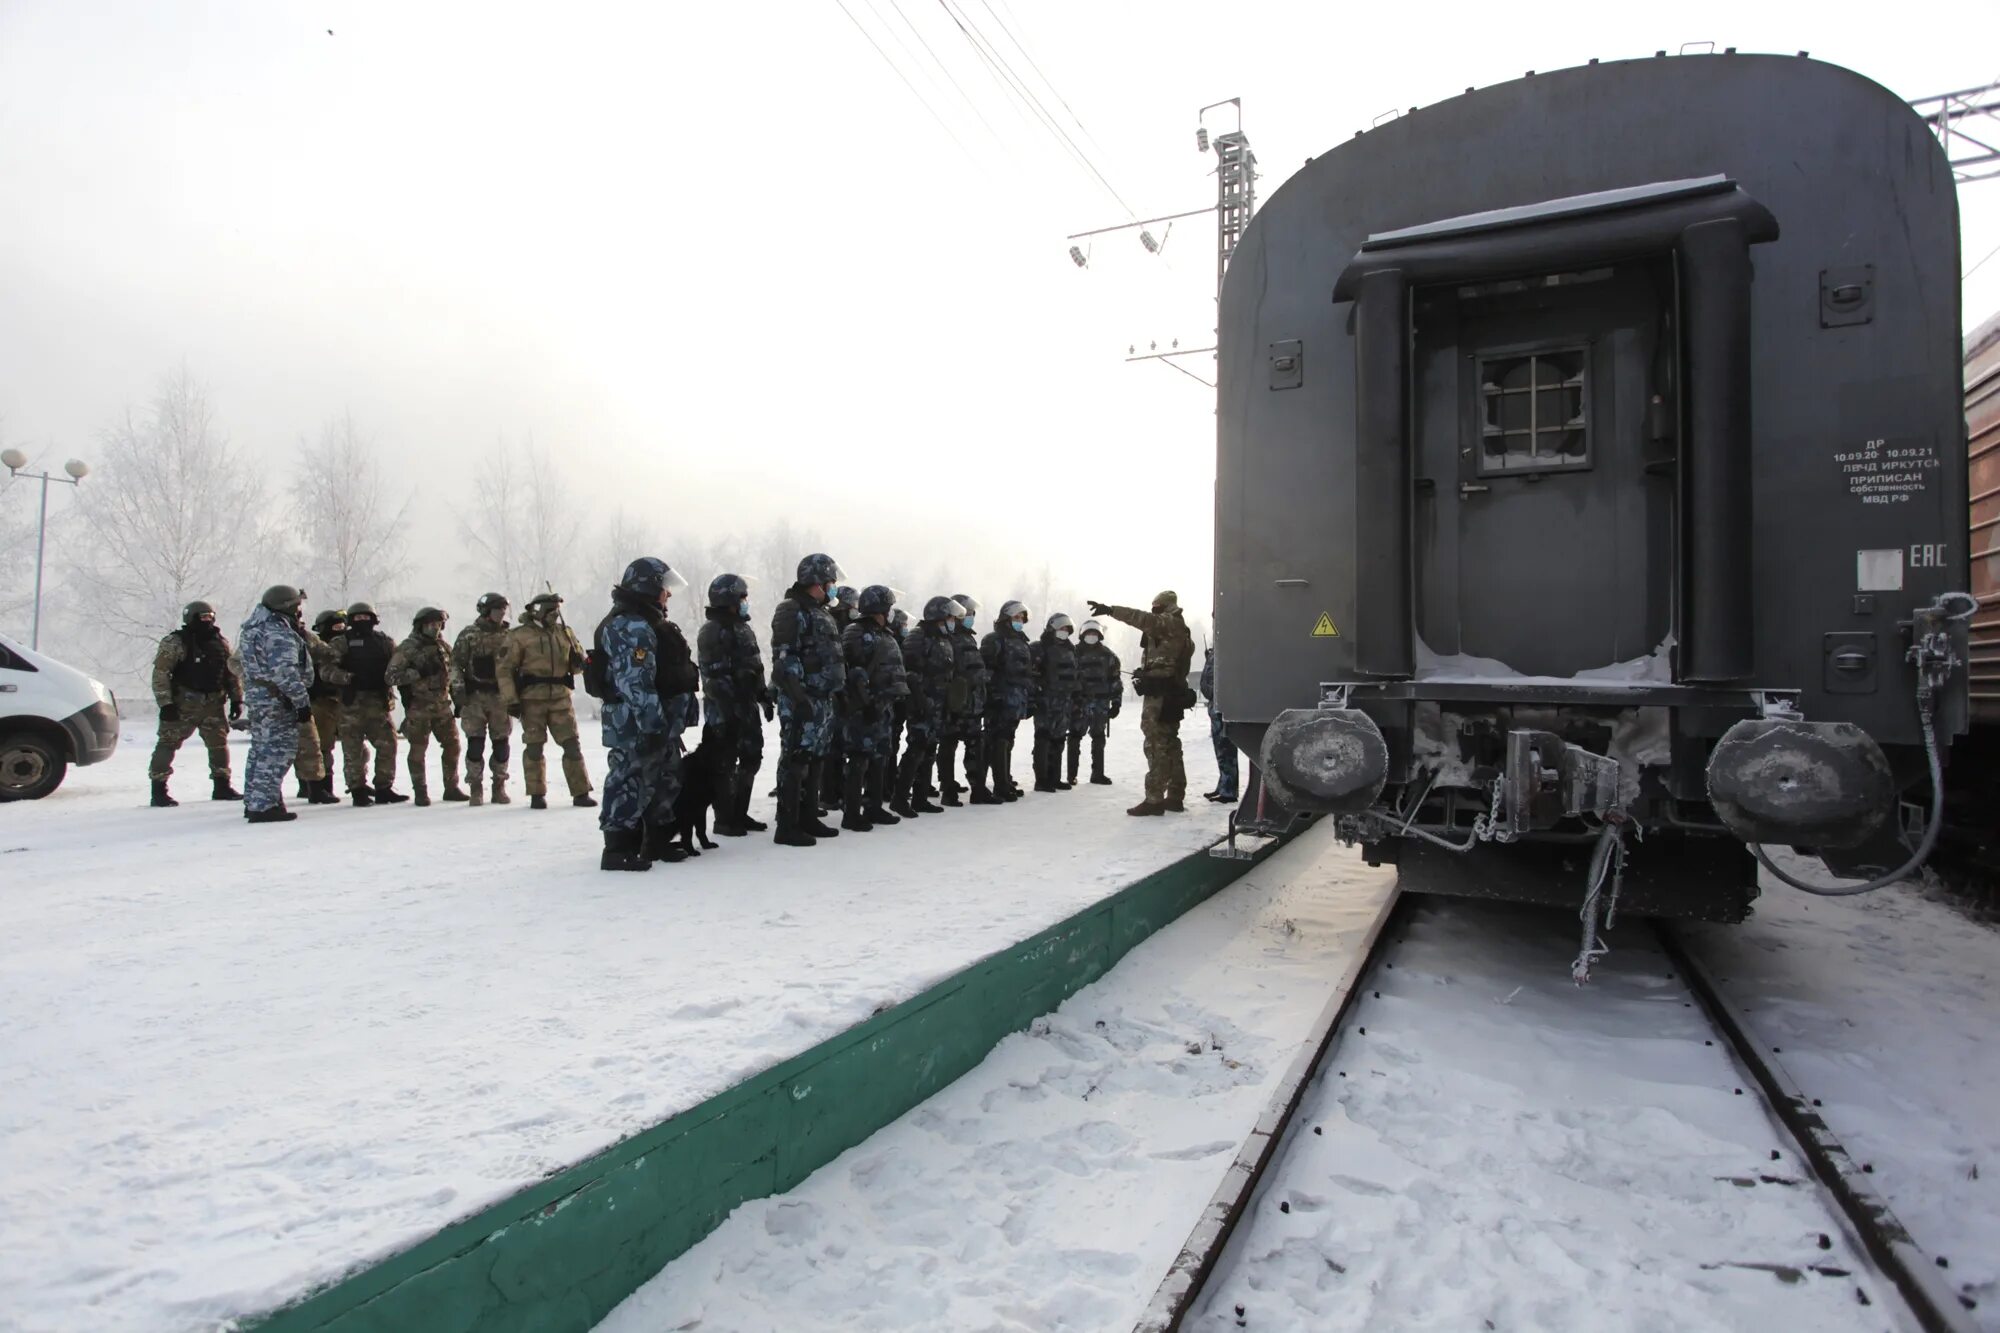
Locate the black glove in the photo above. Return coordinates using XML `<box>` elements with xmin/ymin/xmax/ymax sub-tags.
<box><xmin>159</xmin><ymin>704</ymin><xmax>180</xmax><ymax>723</ymax></box>
<box><xmin>295</xmin><ymin>703</ymin><xmax>313</xmax><ymax>722</ymax></box>
<box><xmin>1087</xmin><ymin>600</ymin><xmax>1108</xmax><ymax>616</ymax></box>
<box><xmin>228</xmin><ymin>699</ymin><xmax>244</xmax><ymax>721</ymax></box>
<box><xmin>1111</xmin><ymin>701</ymin><xmax>1122</xmax><ymax>719</ymax></box>
<box><xmin>451</xmin><ymin>701</ymin><xmax>462</xmax><ymax>718</ymax></box>
<box><xmin>506</xmin><ymin>703</ymin><xmax>523</xmax><ymax>719</ymax></box>
<box><xmin>760</xmin><ymin>695</ymin><xmax>776</xmax><ymax>722</ymax></box>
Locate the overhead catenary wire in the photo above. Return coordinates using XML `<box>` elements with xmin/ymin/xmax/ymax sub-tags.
<box><xmin>933</xmin><ymin>0</ymin><xmax>1139</xmax><ymax>218</ymax></box>
<box><xmin>830</xmin><ymin>0</ymin><xmax>980</xmax><ymax>164</ymax></box>
<box><xmin>874</xmin><ymin>0</ymin><xmax>1010</xmax><ymax>150</ymax></box>
<box><xmin>974</xmin><ymin>0</ymin><xmax>1119</xmax><ymax>166</ymax></box>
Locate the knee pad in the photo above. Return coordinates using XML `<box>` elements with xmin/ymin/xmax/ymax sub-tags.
<box><xmin>526</xmin><ymin>741</ymin><xmax>546</xmax><ymax>760</ymax></box>
<box><xmin>492</xmin><ymin>736</ymin><xmax>511</xmax><ymax>765</ymax></box>
<box><xmin>466</xmin><ymin>735</ymin><xmax>486</xmax><ymax>762</ymax></box>
<box><xmin>559</xmin><ymin>739</ymin><xmax>582</xmax><ymax>761</ymax></box>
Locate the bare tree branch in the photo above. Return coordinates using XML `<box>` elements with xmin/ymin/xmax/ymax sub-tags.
<box><xmin>288</xmin><ymin>411</ymin><xmax>411</xmax><ymax>608</ymax></box>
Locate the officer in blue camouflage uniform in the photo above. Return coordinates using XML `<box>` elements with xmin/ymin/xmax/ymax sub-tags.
<box><xmin>1029</xmin><ymin>612</ymin><xmax>1079</xmax><ymax>792</ymax></box>
<box><xmin>238</xmin><ymin>585</ymin><xmax>316</xmax><ymax>824</ymax></box>
<box><xmin>886</xmin><ymin>606</ymin><xmax>911</xmax><ymax>781</ymax></box>
<box><xmin>819</xmin><ymin>584</ymin><xmax>861</xmax><ymax>812</ymax></box>
<box><xmin>940</xmin><ymin>594</ymin><xmax>992</xmax><ymax>806</ymax></box>
<box><xmin>1200</xmin><ymin>646</ymin><xmax>1239</xmax><ymax>803</ymax></box>
<box><xmin>981</xmin><ymin>600</ymin><xmax>1036</xmax><ymax>802</ymax></box>
<box><xmin>698</xmin><ymin>573</ymin><xmax>775</xmax><ymax>837</ymax></box>
<box><xmin>896</xmin><ymin>595</ymin><xmax>962</xmax><ymax>818</ymax></box>
<box><xmin>595</xmin><ymin>557</ymin><xmax>697</xmax><ymax>871</ymax></box>
<box><xmin>1072</xmin><ymin>619</ymin><xmax>1122</xmax><ymax>785</ymax></box>
<box><xmin>770</xmin><ymin>553</ymin><xmax>847</xmax><ymax>847</ymax></box>
<box><xmin>837</xmin><ymin>585</ymin><xmax>910</xmax><ymax>832</ymax></box>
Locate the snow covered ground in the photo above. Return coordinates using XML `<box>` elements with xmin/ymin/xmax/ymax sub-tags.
<box><xmin>0</xmin><ymin>720</ymin><xmax>1231</xmax><ymax>1333</ymax></box>
<box><xmin>1683</xmin><ymin>877</ymin><xmax>2000</xmax><ymax>1325</ymax></box>
<box><xmin>1195</xmin><ymin>897</ymin><xmax>1913</xmax><ymax>1333</ymax></box>
<box><xmin>596</xmin><ymin>821</ymin><xmax>1396</xmax><ymax>1333</ymax></box>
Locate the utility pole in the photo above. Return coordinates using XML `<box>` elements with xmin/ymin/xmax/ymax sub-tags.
<box><xmin>1</xmin><ymin>449</ymin><xmax>89</xmax><ymax>651</ymax></box>
<box><xmin>1065</xmin><ymin>98</ymin><xmax>1259</xmax><ymax>387</ymax></box>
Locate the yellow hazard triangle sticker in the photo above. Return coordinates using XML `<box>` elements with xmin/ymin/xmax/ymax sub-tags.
<box><xmin>1310</xmin><ymin>612</ymin><xmax>1340</xmax><ymax>638</ymax></box>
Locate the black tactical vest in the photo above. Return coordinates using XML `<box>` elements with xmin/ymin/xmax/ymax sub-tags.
<box><xmin>342</xmin><ymin>630</ymin><xmax>394</xmax><ymax>693</ymax></box>
<box><xmin>171</xmin><ymin>628</ymin><xmax>230</xmax><ymax>694</ymax></box>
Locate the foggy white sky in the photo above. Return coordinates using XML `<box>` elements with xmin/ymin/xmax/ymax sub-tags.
<box><xmin>3</xmin><ymin>0</ymin><xmax>1998</xmax><ymax>622</ymax></box>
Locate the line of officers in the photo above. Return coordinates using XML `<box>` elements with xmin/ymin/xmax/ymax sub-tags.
<box><xmin>144</xmin><ymin>553</ymin><xmax>1199</xmax><ymax>853</ymax></box>
<box><xmin>148</xmin><ymin>586</ymin><xmax>598</xmax><ymax>820</ymax></box>
<box><xmin>589</xmin><ymin>553</ymin><xmax>1192</xmax><ymax>871</ymax></box>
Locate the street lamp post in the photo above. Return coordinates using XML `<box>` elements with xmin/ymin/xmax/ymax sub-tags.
<box><xmin>1</xmin><ymin>448</ymin><xmax>89</xmax><ymax>651</ymax></box>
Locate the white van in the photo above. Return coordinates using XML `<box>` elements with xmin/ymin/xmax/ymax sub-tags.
<box><xmin>0</xmin><ymin>632</ymin><xmax>120</xmax><ymax>800</ymax></box>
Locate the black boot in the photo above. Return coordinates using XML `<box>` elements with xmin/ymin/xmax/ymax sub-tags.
<box><xmin>1090</xmin><ymin>735</ymin><xmax>1111</xmax><ymax>784</ymax></box>
<box><xmin>373</xmin><ymin>784</ymin><xmax>410</xmax><ymax>804</ymax></box>
<box><xmin>864</xmin><ymin>755</ymin><xmax>899</xmax><ymax>825</ymax></box>
<box><xmin>891</xmin><ymin>750</ymin><xmax>920</xmax><ymax>818</ymax></box>
<box><xmin>601</xmin><ymin>827</ymin><xmax>651</xmax><ymax>871</ymax></box>
<box><xmin>245</xmin><ymin>803</ymin><xmax>298</xmax><ymax>823</ymax></box>
<box><xmin>295</xmin><ymin>776</ymin><xmax>310</xmax><ymax>799</ymax></box>
<box><xmin>936</xmin><ymin>740</ymin><xmax>963</xmax><ymax>803</ymax></box>
<box><xmin>150</xmin><ymin>780</ymin><xmax>178</xmax><ymax>808</ymax></box>
<box><xmin>774</xmin><ymin>760</ymin><xmax>816</xmax><ymax>847</ymax></box>
<box><xmin>308</xmin><ymin>777</ymin><xmax>341</xmax><ymax>805</ymax></box>
<box><xmin>736</xmin><ymin>771</ymin><xmax>768</xmax><ymax>832</ymax></box>
<box><xmin>1062</xmin><ymin>736</ymin><xmax>1080</xmax><ymax>789</ymax></box>
<box><xmin>1032</xmin><ymin>738</ymin><xmax>1058</xmax><ymax>792</ymax></box>
<box><xmin>351</xmin><ymin>785</ymin><xmax>374</xmax><ymax>808</ymax></box>
<box><xmin>805</xmin><ymin>759</ymin><xmax>840</xmax><ymax>837</ymax></box>
<box><xmin>712</xmin><ymin>771</ymin><xmax>748</xmax><ymax>837</ymax></box>
<box><xmin>840</xmin><ymin>761</ymin><xmax>873</xmax><ymax>832</ymax></box>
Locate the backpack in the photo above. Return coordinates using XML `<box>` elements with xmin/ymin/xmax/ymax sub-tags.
<box><xmin>583</xmin><ymin>621</ymin><xmax>616</xmax><ymax>700</ymax></box>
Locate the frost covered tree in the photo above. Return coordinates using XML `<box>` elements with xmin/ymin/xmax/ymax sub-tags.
<box><xmin>288</xmin><ymin>412</ymin><xmax>411</xmax><ymax>608</ymax></box>
<box><xmin>457</xmin><ymin>436</ymin><xmax>582</xmax><ymax>603</ymax></box>
<box><xmin>68</xmin><ymin>368</ymin><xmax>274</xmax><ymax>670</ymax></box>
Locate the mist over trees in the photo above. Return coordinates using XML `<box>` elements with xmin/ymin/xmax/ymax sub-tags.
<box><xmin>0</xmin><ymin>365</ymin><xmax>1160</xmax><ymax>707</ymax></box>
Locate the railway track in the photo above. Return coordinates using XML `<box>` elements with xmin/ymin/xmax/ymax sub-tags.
<box><xmin>1135</xmin><ymin>893</ymin><xmax>1980</xmax><ymax>1333</ymax></box>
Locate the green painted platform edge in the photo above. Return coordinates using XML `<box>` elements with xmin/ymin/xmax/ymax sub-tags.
<box><xmin>241</xmin><ymin>833</ymin><xmax>1285</xmax><ymax>1333</ymax></box>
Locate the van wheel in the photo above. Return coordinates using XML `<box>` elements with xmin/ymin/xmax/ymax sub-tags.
<box><xmin>0</xmin><ymin>733</ymin><xmax>66</xmax><ymax>801</ymax></box>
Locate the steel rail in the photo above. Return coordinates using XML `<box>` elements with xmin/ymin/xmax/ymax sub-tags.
<box><xmin>1133</xmin><ymin>890</ymin><xmax>1408</xmax><ymax>1332</ymax></box>
<box><xmin>1657</xmin><ymin>924</ymin><xmax>1980</xmax><ymax>1333</ymax></box>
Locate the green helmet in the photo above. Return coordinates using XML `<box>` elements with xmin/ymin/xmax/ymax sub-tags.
<box><xmin>346</xmin><ymin>600</ymin><xmax>377</xmax><ymax>619</ymax></box>
<box><xmin>476</xmin><ymin>592</ymin><xmax>509</xmax><ymax>616</ymax></box>
<box><xmin>312</xmin><ymin>609</ymin><xmax>347</xmax><ymax>636</ymax></box>
<box><xmin>413</xmin><ymin>606</ymin><xmax>447</xmax><ymax>629</ymax></box>
<box><xmin>182</xmin><ymin>600</ymin><xmax>216</xmax><ymax>624</ymax></box>
<box><xmin>261</xmin><ymin>585</ymin><xmax>304</xmax><ymax>613</ymax></box>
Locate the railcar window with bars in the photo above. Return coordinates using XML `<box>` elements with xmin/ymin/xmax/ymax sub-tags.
<box><xmin>1478</xmin><ymin>347</ymin><xmax>1589</xmax><ymax>475</ymax></box>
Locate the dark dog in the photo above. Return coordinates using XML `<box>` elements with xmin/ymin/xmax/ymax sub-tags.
<box><xmin>667</xmin><ymin>736</ymin><xmax>721</xmax><ymax>856</ymax></box>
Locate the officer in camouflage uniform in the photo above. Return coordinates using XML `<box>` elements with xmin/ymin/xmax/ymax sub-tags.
<box><xmin>770</xmin><ymin>553</ymin><xmax>847</xmax><ymax>847</ymax></box>
<box><xmin>595</xmin><ymin>557</ymin><xmax>697</xmax><ymax>870</ymax></box>
<box><xmin>697</xmin><ymin>574</ymin><xmax>774</xmax><ymax>837</ymax></box>
<box><xmin>1200</xmin><ymin>646</ymin><xmax>1238</xmax><ymax>803</ymax></box>
<box><xmin>452</xmin><ymin>593</ymin><xmax>514</xmax><ymax>807</ymax></box>
<box><xmin>1028</xmin><ymin>612</ymin><xmax>1079</xmax><ymax>792</ymax></box>
<box><xmin>148</xmin><ymin>600</ymin><xmax>245</xmax><ymax>806</ymax></box>
<box><xmin>940</xmin><ymin>594</ymin><xmax>992</xmax><ymax>806</ymax></box>
<box><xmin>500</xmin><ymin>591</ymin><xmax>597</xmax><ymax>810</ymax></box>
<box><xmin>1088</xmin><ymin>591</ymin><xmax>1195</xmax><ymax>815</ymax></box>
<box><xmin>330</xmin><ymin>601</ymin><xmax>406</xmax><ymax>805</ymax></box>
<box><xmin>820</xmin><ymin>584</ymin><xmax>861</xmax><ymax>811</ymax></box>
<box><xmin>299</xmin><ymin>608</ymin><xmax>349</xmax><ymax>803</ymax></box>
<box><xmin>838</xmin><ymin>585</ymin><xmax>909</xmax><ymax>832</ymax></box>
<box><xmin>285</xmin><ymin>605</ymin><xmax>343</xmax><ymax>805</ymax></box>
<box><xmin>388</xmin><ymin>607</ymin><xmax>468</xmax><ymax>807</ymax></box>
<box><xmin>981</xmin><ymin>600</ymin><xmax>1036</xmax><ymax>802</ymax></box>
<box><xmin>238</xmin><ymin>585</ymin><xmax>315</xmax><ymax>823</ymax></box>
<box><xmin>895</xmin><ymin>595</ymin><xmax>962</xmax><ymax>818</ymax></box>
<box><xmin>1072</xmin><ymin>619</ymin><xmax>1122</xmax><ymax>785</ymax></box>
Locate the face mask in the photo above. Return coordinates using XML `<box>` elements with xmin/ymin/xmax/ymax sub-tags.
<box><xmin>1014</xmin><ymin>619</ymin><xmax>1028</xmax><ymax>634</ymax></box>
<box><xmin>1083</xmin><ymin>634</ymin><xmax>1100</xmax><ymax>645</ymax></box>
<box><xmin>1058</xmin><ymin>628</ymin><xmax>1073</xmax><ymax>640</ymax></box>
<box><xmin>960</xmin><ymin>616</ymin><xmax>974</xmax><ymax>631</ymax></box>
<box><xmin>738</xmin><ymin>601</ymin><xmax>752</xmax><ymax>620</ymax></box>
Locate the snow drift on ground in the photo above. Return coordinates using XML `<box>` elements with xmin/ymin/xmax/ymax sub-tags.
<box><xmin>1684</xmin><ymin>877</ymin><xmax>2000</xmax><ymax>1324</ymax></box>
<box><xmin>0</xmin><ymin>720</ymin><xmax>1229</xmax><ymax>1333</ymax></box>
<box><xmin>596</xmin><ymin>822</ymin><xmax>1396</xmax><ymax>1333</ymax></box>
<box><xmin>1195</xmin><ymin>897</ymin><xmax>1919</xmax><ymax>1332</ymax></box>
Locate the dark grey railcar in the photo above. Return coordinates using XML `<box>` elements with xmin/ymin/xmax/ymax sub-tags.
<box><xmin>1215</xmin><ymin>54</ymin><xmax>1973</xmax><ymax>918</ymax></box>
